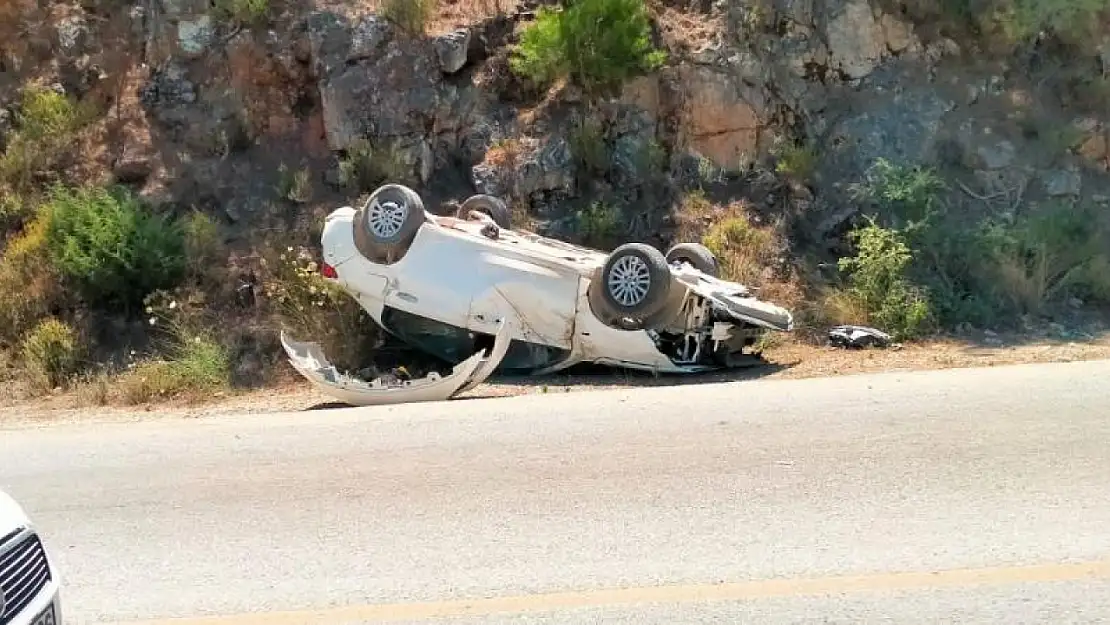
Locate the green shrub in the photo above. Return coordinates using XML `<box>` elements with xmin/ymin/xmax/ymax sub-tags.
<box><xmin>182</xmin><ymin>211</ymin><xmax>223</xmax><ymax>285</ymax></box>
<box><xmin>0</xmin><ymin>86</ymin><xmax>93</xmax><ymax>191</ymax></box>
<box><xmin>121</xmin><ymin>323</ymin><xmax>231</xmax><ymax>404</ymax></box>
<box><xmin>975</xmin><ymin>201</ymin><xmax>1110</xmax><ymax>313</ymax></box>
<box><xmin>568</xmin><ymin>117</ymin><xmax>609</xmax><ymax>177</ymax></box>
<box><xmin>852</xmin><ymin>158</ymin><xmax>947</xmax><ymax>228</ymax></box>
<box><xmin>773</xmin><ymin>143</ymin><xmax>817</xmax><ymax>181</ymax></box>
<box><xmin>511</xmin><ymin>0</ymin><xmax>667</xmax><ymax>94</ymax></box>
<box><xmin>0</xmin><ymin>213</ymin><xmax>60</xmax><ymax>346</ymax></box>
<box><xmin>575</xmin><ymin>201</ymin><xmax>620</xmax><ymax>246</ymax></box>
<box><xmin>836</xmin><ymin>220</ymin><xmax>933</xmax><ymax>340</ymax></box>
<box><xmin>44</xmin><ymin>184</ymin><xmax>186</xmax><ymax>309</ymax></box>
<box><xmin>277</xmin><ymin>164</ymin><xmax>312</xmax><ymax>203</ymax></box>
<box><xmin>998</xmin><ymin>0</ymin><xmax>1109</xmax><ymax>45</ymax></box>
<box><xmin>214</xmin><ymin>0</ymin><xmax>270</xmax><ymax>24</ymax></box>
<box><xmin>381</xmin><ymin>0</ymin><xmax>436</xmax><ymax>34</ymax></box>
<box><xmin>20</xmin><ymin>317</ymin><xmax>81</xmax><ymax>391</ymax></box>
<box><xmin>337</xmin><ymin>139</ymin><xmax>411</xmax><ymax>191</ymax></box>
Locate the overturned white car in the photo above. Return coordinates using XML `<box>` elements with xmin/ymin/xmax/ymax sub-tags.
<box><xmin>282</xmin><ymin>184</ymin><xmax>794</xmax><ymax>405</ymax></box>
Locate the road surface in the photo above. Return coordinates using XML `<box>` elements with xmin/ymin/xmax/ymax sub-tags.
<box><xmin>3</xmin><ymin>359</ymin><xmax>1110</xmax><ymax>624</ymax></box>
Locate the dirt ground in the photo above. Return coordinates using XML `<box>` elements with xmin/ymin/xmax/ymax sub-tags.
<box><xmin>3</xmin><ymin>330</ymin><xmax>1109</xmax><ymax>425</ymax></box>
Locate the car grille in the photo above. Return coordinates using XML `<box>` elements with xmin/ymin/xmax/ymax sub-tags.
<box><xmin>0</xmin><ymin>533</ymin><xmax>52</xmax><ymax>625</ymax></box>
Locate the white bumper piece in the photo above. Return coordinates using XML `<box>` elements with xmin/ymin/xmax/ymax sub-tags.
<box><xmin>280</xmin><ymin>319</ymin><xmax>512</xmax><ymax>406</ymax></box>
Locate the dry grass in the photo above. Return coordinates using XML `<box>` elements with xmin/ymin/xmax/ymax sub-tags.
<box><xmin>314</xmin><ymin>0</ymin><xmax>521</xmax><ymax>35</ymax></box>
<box><xmin>645</xmin><ymin>1</ymin><xmax>724</xmax><ymax>55</ymax></box>
<box><xmin>483</xmin><ymin>137</ymin><xmax>522</xmax><ymax>169</ymax></box>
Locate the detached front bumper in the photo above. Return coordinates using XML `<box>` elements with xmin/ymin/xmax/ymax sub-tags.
<box><xmin>280</xmin><ymin>319</ymin><xmax>512</xmax><ymax>406</ymax></box>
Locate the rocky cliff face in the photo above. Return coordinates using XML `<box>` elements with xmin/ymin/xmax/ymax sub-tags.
<box><xmin>5</xmin><ymin>0</ymin><xmax>1107</xmax><ymax>239</ymax></box>
<box><xmin>2</xmin><ymin>0</ymin><xmax>1109</xmax><ymax>397</ymax></box>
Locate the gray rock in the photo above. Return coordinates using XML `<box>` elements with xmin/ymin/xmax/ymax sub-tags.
<box><xmin>177</xmin><ymin>15</ymin><xmax>214</xmax><ymax>58</ymax></box>
<box><xmin>434</xmin><ymin>29</ymin><xmax>471</xmax><ymax>74</ymax></box>
<box><xmin>825</xmin><ymin>0</ymin><xmax>886</xmax><ymax>79</ymax></box>
<box><xmin>515</xmin><ymin>137</ymin><xmax>575</xmax><ymax>197</ymax></box>
<box><xmin>55</xmin><ymin>14</ymin><xmax>89</xmax><ymax>56</ymax></box>
<box><xmin>471</xmin><ymin>162</ymin><xmax>508</xmax><ymax>196</ymax></box>
<box><xmin>113</xmin><ymin>157</ymin><xmax>154</xmax><ymax>184</ymax></box>
<box><xmin>975</xmin><ymin>139</ymin><xmax>1016</xmax><ymax>170</ymax></box>
<box><xmin>139</xmin><ymin>62</ymin><xmax>196</xmax><ymax>109</ymax></box>
<box><xmin>828</xmin><ymin>86</ymin><xmax>953</xmax><ymax>175</ymax></box>
<box><xmin>318</xmin><ymin>48</ymin><xmax>440</xmax><ymax>150</ymax></box>
<box><xmin>1041</xmin><ymin>166</ymin><xmax>1082</xmax><ymax>196</ymax></box>
<box><xmin>160</xmin><ymin>0</ymin><xmax>208</xmax><ymax>17</ymax></box>
<box><xmin>305</xmin><ymin>11</ymin><xmax>352</xmax><ymax>78</ymax></box>
<box><xmin>349</xmin><ymin>15</ymin><xmax>392</xmax><ymax>62</ymax></box>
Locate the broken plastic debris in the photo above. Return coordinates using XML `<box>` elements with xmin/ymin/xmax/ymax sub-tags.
<box><xmin>280</xmin><ymin>318</ymin><xmax>511</xmax><ymax>406</ymax></box>
<box><xmin>828</xmin><ymin>325</ymin><xmax>893</xmax><ymax>349</ymax></box>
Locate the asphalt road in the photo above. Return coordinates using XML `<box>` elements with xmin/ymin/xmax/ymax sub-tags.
<box><xmin>3</xmin><ymin>359</ymin><xmax>1110</xmax><ymax>624</ymax></box>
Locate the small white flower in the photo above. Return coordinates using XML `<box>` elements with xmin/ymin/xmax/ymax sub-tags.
<box><xmin>168</xmin><ymin>301</ymin><xmax>177</xmax><ymax>309</ymax></box>
<box><xmin>149</xmin><ymin>317</ymin><xmax>157</xmax><ymax>326</ymax></box>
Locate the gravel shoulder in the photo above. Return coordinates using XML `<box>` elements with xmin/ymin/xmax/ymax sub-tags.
<box><xmin>3</xmin><ymin>331</ymin><xmax>1109</xmax><ymax>427</ymax></box>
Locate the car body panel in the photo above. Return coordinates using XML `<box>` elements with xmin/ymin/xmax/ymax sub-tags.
<box><xmin>279</xmin><ymin>319</ymin><xmax>512</xmax><ymax>406</ymax></box>
<box><xmin>0</xmin><ymin>489</ymin><xmax>62</xmax><ymax>625</ymax></box>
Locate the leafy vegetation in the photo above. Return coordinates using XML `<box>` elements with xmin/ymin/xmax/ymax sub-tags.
<box><xmin>511</xmin><ymin>0</ymin><xmax>667</xmax><ymax>94</ymax></box>
<box><xmin>0</xmin><ymin>212</ymin><xmax>59</xmax><ymax>344</ymax></box>
<box><xmin>337</xmin><ymin>139</ymin><xmax>411</xmax><ymax>191</ymax></box>
<box><xmin>831</xmin><ymin>220</ymin><xmax>934</xmax><ymax>340</ymax></box>
<box><xmin>263</xmin><ymin>248</ymin><xmax>380</xmax><ymax>373</ymax></box>
<box><xmin>214</xmin><ymin>0</ymin><xmax>270</xmax><ymax>25</ymax></box>
<box><xmin>840</xmin><ymin>159</ymin><xmax>1110</xmax><ymax>331</ymax></box>
<box><xmin>20</xmin><ymin>318</ymin><xmax>81</xmax><ymax>392</ymax></box>
<box><xmin>575</xmin><ymin>201</ymin><xmax>620</xmax><ymax>247</ymax></box>
<box><xmin>120</xmin><ymin>320</ymin><xmax>231</xmax><ymax>404</ymax></box>
<box><xmin>44</xmin><ymin>185</ymin><xmax>186</xmax><ymax>309</ymax></box>
<box><xmin>0</xmin><ymin>86</ymin><xmax>94</xmax><ymax>221</ymax></box>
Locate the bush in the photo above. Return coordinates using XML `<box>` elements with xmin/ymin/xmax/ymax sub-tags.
<box><xmin>0</xmin><ymin>213</ymin><xmax>60</xmax><ymax>346</ymax></box>
<box><xmin>568</xmin><ymin>117</ymin><xmax>610</xmax><ymax>177</ymax></box>
<box><xmin>575</xmin><ymin>201</ymin><xmax>620</xmax><ymax>247</ymax></box>
<box><xmin>44</xmin><ymin>185</ymin><xmax>186</xmax><ymax>309</ymax></box>
<box><xmin>835</xmin><ymin>220</ymin><xmax>933</xmax><ymax>340</ymax></box>
<box><xmin>263</xmin><ymin>246</ymin><xmax>380</xmax><ymax>373</ymax></box>
<box><xmin>703</xmin><ymin>213</ymin><xmax>778</xmax><ymax>285</ymax></box>
<box><xmin>337</xmin><ymin>139</ymin><xmax>411</xmax><ymax>191</ymax></box>
<box><xmin>975</xmin><ymin>202</ymin><xmax>1110</xmax><ymax>313</ymax></box>
<box><xmin>182</xmin><ymin>211</ymin><xmax>224</xmax><ymax>286</ymax></box>
<box><xmin>20</xmin><ymin>318</ymin><xmax>81</xmax><ymax>391</ymax></box>
<box><xmin>214</xmin><ymin>0</ymin><xmax>269</xmax><ymax>24</ymax></box>
<box><xmin>120</xmin><ymin>325</ymin><xmax>231</xmax><ymax>404</ymax></box>
<box><xmin>0</xmin><ymin>86</ymin><xmax>92</xmax><ymax>191</ymax></box>
<box><xmin>852</xmin><ymin>158</ymin><xmax>946</xmax><ymax>228</ymax></box>
<box><xmin>511</xmin><ymin>0</ymin><xmax>667</xmax><ymax>94</ymax></box>
<box><xmin>381</xmin><ymin>0</ymin><xmax>436</xmax><ymax>34</ymax></box>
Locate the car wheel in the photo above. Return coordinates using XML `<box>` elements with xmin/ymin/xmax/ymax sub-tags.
<box><xmin>353</xmin><ymin>184</ymin><xmax>427</xmax><ymax>263</ymax></box>
<box><xmin>666</xmin><ymin>242</ymin><xmax>719</xmax><ymax>277</ymax></box>
<box><xmin>589</xmin><ymin>243</ymin><xmax>672</xmax><ymax>330</ymax></box>
<box><xmin>456</xmin><ymin>194</ymin><xmax>512</xmax><ymax>229</ymax></box>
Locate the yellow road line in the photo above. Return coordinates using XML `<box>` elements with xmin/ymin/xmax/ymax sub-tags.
<box><xmin>105</xmin><ymin>559</ymin><xmax>1110</xmax><ymax>625</ymax></box>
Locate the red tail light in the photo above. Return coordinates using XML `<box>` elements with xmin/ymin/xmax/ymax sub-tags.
<box><xmin>321</xmin><ymin>262</ymin><xmax>338</xmax><ymax>279</ymax></box>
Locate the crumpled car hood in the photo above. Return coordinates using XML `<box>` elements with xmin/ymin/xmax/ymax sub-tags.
<box><xmin>280</xmin><ymin>319</ymin><xmax>512</xmax><ymax>406</ymax></box>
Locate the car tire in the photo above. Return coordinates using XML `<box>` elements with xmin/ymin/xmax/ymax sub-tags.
<box><xmin>456</xmin><ymin>194</ymin><xmax>512</xmax><ymax>229</ymax></box>
<box><xmin>666</xmin><ymin>242</ymin><xmax>719</xmax><ymax>277</ymax></box>
<box><xmin>353</xmin><ymin>184</ymin><xmax>427</xmax><ymax>263</ymax></box>
<box><xmin>589</xmin><ymin>243</ymin><xmax>672</xmax><ymax>330</ymax></box>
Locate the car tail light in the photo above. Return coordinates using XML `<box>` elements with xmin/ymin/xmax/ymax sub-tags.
<box><xmin>321</xmin><ymin>262</ymin><xmax>338</xmax><ymax>279</ymax></box>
